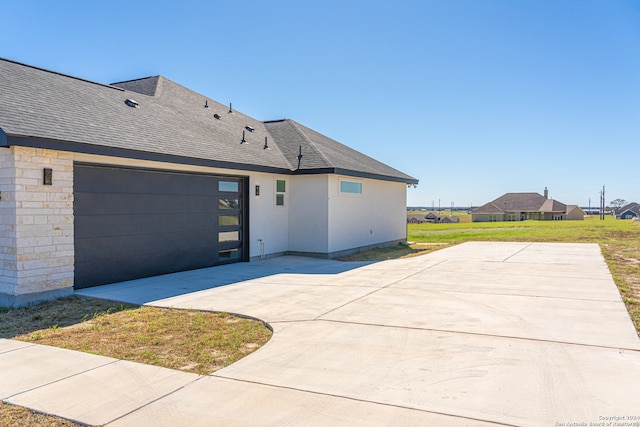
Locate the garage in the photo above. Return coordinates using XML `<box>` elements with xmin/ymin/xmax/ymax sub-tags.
<box><xmin>73</xmin><ymin>164</ymin><xmax>249</xmax><ymax>289</ymax></box>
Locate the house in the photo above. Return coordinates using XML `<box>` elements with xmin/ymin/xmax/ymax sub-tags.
<box><xmin>472</xmin><ymin>188</ymin><xmax>584</xmax><ymax>222</ymax></box>
<box><xmin>0</xmin><ymin>58</ymin><xmax>418</xmax><ymax>307</ymax></box>
<box><xmin>615</xmin><ymin>202</ymin><xmax>640</xmax><ymax>219</ymax></box>
<box><xmin>406</xmin><ymin>214</ymin><xmax>426</xmax><ymax>224</ymax></box>
<box><xmin>406</xmin><ymin>212</ymin><xmax>459</xmax><ymax>224</ymax></box>
<box><xmin>424</xmin><ymin>212</ymin><xmax>440</xmax><ymax>223</ymax></box>
<box><xmin>439</xmin><ymin>216</ymin><xmax>460</xmax><ymax>224</ymax></box>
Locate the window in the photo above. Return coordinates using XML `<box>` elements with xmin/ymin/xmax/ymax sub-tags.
<box><xmin>219</xmin><ymin>215</ymin><xmax>239</xmax><ymax>226</ymax></box>
<box><xmin>219</xmin><ymin>231</ymin><xmax>239</xmax><ymax>242</ymax></box>
<box><xmin>219</xmin><ymin>181</ymin><xmax>239</xmax><ymax>192</ymax></box>
<box><xmin>219</xmin><ymin>248</ymin><xmax>240</xmax><ymax>260</ymax></box>
<box><xmin>218</xmin><ymin>198</ymin><xmax>239</xmax><ymax>209</ymax></box>
<box><xmin>276</xmin><ymin>179</ymin><xmax>286</xmax><ymax>206</ymax></box>
<box><xmin>340</xmin><ymin>180</ymin><xmax>362</xmax><ymax>194</ymax></box>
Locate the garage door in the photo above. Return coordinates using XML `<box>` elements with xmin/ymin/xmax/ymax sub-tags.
<box><xmin>74</xmin><ymin>164</ymin><xmax>249</xmax><ymax>289</ymax></box>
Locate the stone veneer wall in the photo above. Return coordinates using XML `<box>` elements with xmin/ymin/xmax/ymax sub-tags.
<box><xmin>0</xmin><ymin>146</ymin><xmax>74</xmax><ymax>307</ymax></box>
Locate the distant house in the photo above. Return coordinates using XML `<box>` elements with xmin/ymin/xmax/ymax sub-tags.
<box><xmin>615</xmin><ymin>202</ymin><xmax>639</xmax><ymax>219</ymax></box>
<box><xmin>424</xmin><ymin>212</ymin><xmax>440</xmax><ymax>222</ymax></box>
<box><xmin>407</xmin><ymin>215</ymin><xmax>426</xmax><ymax>224</ymax></box>
<box><xmin>472</xmin><ymin>188</ymin><xmax>584</xmax><ymax>222</ymax></box>
<box><xmin>440</xmin><ymin>216</ymin><xmax>460</xmax><ymax>224</ymax></box>
<box><xmin>407</xmin><ymin>212</ymin><xmax>459</xmax><ymax>224</ymax></box>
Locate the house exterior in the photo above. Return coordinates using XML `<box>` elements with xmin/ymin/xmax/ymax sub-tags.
<box><xmin>406</xmin><ymin>212</ymin><xmax>458</xmax><ymax>224</ymax></box>
<box><xmin>0</xmin><ymin>58</ymin><xmax>417</xmax><ymax>307</ymax></box>
<box><xmin>472</xmin><ymin>188</ymin><xmax>584</xmax><ymax>222</ymax></box>
<box><xmin>615</xmin><ymin>202</ymin><xmax>639</xmax><ymax>219</ymax></box>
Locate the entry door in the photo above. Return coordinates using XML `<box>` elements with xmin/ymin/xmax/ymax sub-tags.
<box><xmin>216</xmin><ymin>178</ymin><xmax>248</xmax><ymax>264</ymax></box>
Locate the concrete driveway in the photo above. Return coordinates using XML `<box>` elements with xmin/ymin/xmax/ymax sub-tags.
<box><xmin>2</xmin><ymin>242</ymin><xmax>640</xmax><ymax>426</ymax></box>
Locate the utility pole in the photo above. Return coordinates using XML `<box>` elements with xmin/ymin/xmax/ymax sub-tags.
<box><xmin>588</xmin><ymin>197</ymin><xmax>591</xmax><ymax>216</ymax></box>
<box><xmin>600</xmin><ymin>185</ymin><xmax>606</xmax><ymax>220</ymax></box>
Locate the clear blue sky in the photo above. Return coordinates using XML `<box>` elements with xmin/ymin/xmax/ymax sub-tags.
<box><xmin>2</xmin><ymin>0</ymin><xmax>639</xmax><ymax>207</ymax></box>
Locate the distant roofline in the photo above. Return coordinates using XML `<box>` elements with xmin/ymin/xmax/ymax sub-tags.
<box><xmin>0</xmin><ymin>57</ymin><xmax>124</xmax><ymax>92</ymax></box>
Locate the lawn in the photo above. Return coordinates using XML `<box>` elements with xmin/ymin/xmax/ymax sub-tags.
<box><xmin>0</xmin><ymin>298</ymin><xmax>272</xmax><ymax>425</ymax></box>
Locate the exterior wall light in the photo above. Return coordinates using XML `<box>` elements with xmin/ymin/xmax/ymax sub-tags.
<box><xmin>43</xmin><ymin>168</ymin><xmax>53</xmax><ymax>185</ymax></box>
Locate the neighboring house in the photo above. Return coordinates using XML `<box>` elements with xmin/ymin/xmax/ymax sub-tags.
<box><xmin>615</xmin><ymin>202</ymin><xmax>640</xmax><ymax>219</ymax></box>
<box><xmin>407</xmin><ymin>215</ymin><xmax>426</xmax><ymax>224</ymax></box>
<box><xmin>424</xmin><ymin>212</ymin><xmax>440</xmax><ymax>222</ymax></box>
<box><xmin>0</xmin><ymin>58</ymin><xmax>418</xmax><ymax>307</ymax></box>
<box><xmin>406</xmin><ymin>212</ymin><xmax>459</xmax><ymax>224</ymax></box>
<box><xmin>472</xmin><ymin>188</ymin><xmax>584</xmax><ymax>222</ymax></box>
<box><xmin>440</xmin><ymin>216</ymin><xmax>460</xmax><ymax>224</ymax></box>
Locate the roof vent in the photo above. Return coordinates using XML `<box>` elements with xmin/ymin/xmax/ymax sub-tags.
<box><xmin>241</xmin><ymin>130</ymin><xmax>247</xmax><ymax>144</ymax></box>
<box><xmin>204</xmin><ymin>100</ymin><xmax>209</xmax><ymax>108</ymax></box>
<box><xmin>124</xmin><ymin>99</ymin><xmax>139</xmax><ymax>108</ymax></box>
<box><xmin>245</xmin><ymin>126</ymin><xmax>254</xmax><ymax>132</ymax></box>
<box><xmin>214</xmin><ymin>113</ymin><xmax>221</xmax><ymax>120</ymax></box>
<box><xmin>229</xmin><ymin>103</ymin><xmax>233</xmax><ymax>113</ymax></box>
<box><xmin>263</xmin><ymin>136</ymin><xmax>270</xmax><ymax>150</ymax></box>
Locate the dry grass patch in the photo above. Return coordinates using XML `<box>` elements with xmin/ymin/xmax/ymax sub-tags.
<box><xmin>1</xmin><ymin>297</ymin><xmax>272</xmax><ymax>424</ymax></box>
<box><xmin>0</xmin><ymin>402</ymin><xmax>83</xmax><ymax>427</ymax></box>
<box><xmin>2</xmin><ymin>297</ymin><xmax>272</xmax><ymax>375</ymax></box>
<box><xmin>338</xmin><ymin>242</ymin><xmax>449</xmax><ymax>261</ymax></box>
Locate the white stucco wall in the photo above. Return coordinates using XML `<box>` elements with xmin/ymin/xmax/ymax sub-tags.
<box><xmin>287</xmin><ymin>175</ymin><xmax>329</xmax><ymax>254</ymax></box>
<box><xmin>0</xmin><ymin>146</ymin><xmax>74</xmax><ymax>306</ymax></box>
<box><xmin>327</xmin><ymin>176</ymin><xmax>407</xmax><ymax>254</ymax></box>
<box><xmin>248</xmin><ymin>173</ymin><xmax>290</xmax><ymax>258</ymax></box>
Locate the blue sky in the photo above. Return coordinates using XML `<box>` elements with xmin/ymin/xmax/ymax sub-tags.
<box><xmin>2</xmin><ymin>0</ymin><xmax>639</xmax><ymax>207</ymax></box>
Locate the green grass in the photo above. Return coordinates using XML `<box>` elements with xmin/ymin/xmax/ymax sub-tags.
<box><xmin>409</xmin><ymin>215</ymin><xmax>637</xmax><ymax>243</ymax></box>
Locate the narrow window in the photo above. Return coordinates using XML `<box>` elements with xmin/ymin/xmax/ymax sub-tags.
<box><xmin>276</xmin><ymin>179</ymin><xmax>286</xmax><ymax>206</ymax></box>
<box><xmin>340</xmin><ymin>180</ymin><xmax>362</xmax><ymax>194</ymax></box>
<box><xmin>218</xmin><ymin>199</ymin><xmax>239</xmax><ymax>209</ymax></box>
<box><xmin>219</xmin><ymin>231</ymin><xmax>240</xmax><ymax>242</ymax></box>
<box><xmin>219</xmin><ymin>248</ymin><xmax>240</xmax><ymax>259</ymax></box>
<box><xmin>219</xmin><ymin>215</ymin><xmax>239</xmax><ymax>226</ymax></box>
<box><xmin>219</xmin><ymin>181</ymin><xmax>239</xmax><ymax>192</ymax></box>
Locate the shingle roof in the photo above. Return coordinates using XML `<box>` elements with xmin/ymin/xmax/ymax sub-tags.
<box><xmin>264</xmin><ymin>119</ymin><xmax>416</xmax><ymax>182</ymax></box>
<box><xmin>472</xmin><ymin>192</ymin><xmax>568</xmax><ymax>214</ymax></box>
<box><xmin>616</xmin><ymin>202</ymin><xmax>640</xmax><ymax>216</ymax></box>
<box><xmin>0</xmin><ymin>58</ymin><xmax>417</xmax><ymax>184</ymax></box>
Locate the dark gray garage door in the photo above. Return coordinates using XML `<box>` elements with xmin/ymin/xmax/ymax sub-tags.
<box><xmin>74</xmin><ymin>164</ymin><xmax>249</xmax><ymax>289</ymax></box>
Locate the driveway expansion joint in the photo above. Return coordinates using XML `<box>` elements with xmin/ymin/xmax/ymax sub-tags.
<box><xmin>212</xmin><ymin>375</ymin><xmax>518</xmax><ymax>427</ymax></box>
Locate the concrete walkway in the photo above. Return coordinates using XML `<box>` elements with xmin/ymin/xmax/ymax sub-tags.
<box><xmin>2</xmin><ymin>242</ymin><xmax>640</xmax><ymax>426</ymax></box>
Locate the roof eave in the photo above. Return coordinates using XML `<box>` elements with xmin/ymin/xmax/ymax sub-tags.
<box><xmin>4</xmin><ymin>134</ymin><xmax>292</xmax><ymax>175</ymax></box>
<box><xmin>293</xmin><ymin>167</ymin><xmax>419</xmax><ymax>185</ymax></box>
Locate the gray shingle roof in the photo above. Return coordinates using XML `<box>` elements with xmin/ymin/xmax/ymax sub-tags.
<box><xmin>0</xmin><ymin>58</ymin><xmax>417</xmax><ymax>184</ymax></box>
<box><xmin>264</xmin><ymin>119</ymin><xmax>416</xmax><ymax>182</ymax></box>
<box><xmin>616</xmin><ymin>202</ymin><xmax>640</xmax><ymax>216</ymax></box>
<box><xmin>472</xmin><ymin>192</ymin><xmax>568</xmax><ymax>214</ymax></box>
